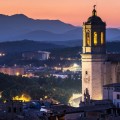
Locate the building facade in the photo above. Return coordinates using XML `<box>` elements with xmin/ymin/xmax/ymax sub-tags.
<box><xmin>81</xmin><ymin>6</ymin><xmax>120</xmax><ymax>100</ymax></box>
<box><xmin>22</xmin><ymin>51</ymin><xmax>50</xmax><ymax>60</ymax></box>
<box><xmin>103</xmin><ymin>83</ymin><xmax>120</xmax><ymax>108</ymax></box>
<box><xmin>0</xmin><ymin>66</ymin><xmax>25</xmax><ymax>76</ymax></box>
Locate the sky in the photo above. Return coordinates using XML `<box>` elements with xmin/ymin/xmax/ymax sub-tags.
<box><xmin>0</xmin><ymin>0</ymin><xmax>119</xmax><ymax>27</ymax></box>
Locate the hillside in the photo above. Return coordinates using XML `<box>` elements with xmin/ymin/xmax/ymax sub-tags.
<box><xmin>18</xmin><ymin>30</ymin><xmax>82</xmax><ymax>41</ymax></box>
<box><xmin>0</xmin><ymin>14</ymin><xmax>76</xmax><ymax>41</ymax></box>
<box><xmin>0</xmin><ymin>40</ymin><xmax>119</xmax><ymax>66</ymax></box>
<box><xmin>0</xmin><ymin>73</ymin><xmax>81</xmax><ymax>104</ymax></box>
<box><xmin>0</xmin><ymin>14</ymin><xmax>119</xmax><ymax>41</ymax></box>
<box><xmin>0</xmin><ymin>40</ymin><xmax>64</xmax><ymax>53</ymax></box>
<box><xmin>0</xmin><ymin>40</ymin><xmax>120</xmax><ymax>54</ymax></box>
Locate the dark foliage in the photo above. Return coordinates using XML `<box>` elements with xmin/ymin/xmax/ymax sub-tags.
<box><xmin>0</xmin><ymin>73</ymin><xmax>81</xmax><ymax>104</ymax></box>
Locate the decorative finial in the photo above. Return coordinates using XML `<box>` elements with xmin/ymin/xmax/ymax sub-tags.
<box><xmin>92</xmin><ymin>5</ymin><xmax>97</xmax><ymax>16</ymax></box>
<box><xmin>93</xmin><ymin>5</ymin><xmax>96</xmax><ymax>10</ymax></box>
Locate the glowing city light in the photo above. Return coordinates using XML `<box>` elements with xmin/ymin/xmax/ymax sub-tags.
<box><xmin>44</xmin><ymin>96</ymin><xmax>48</xmax><ymax>99</ymax></box>
<box><xmin>16</xmin><ymin>72</ymin><xmax>20</xmax><ymax>76</ymax></box>
<box><xmin>0</xmin><ymin>53</ymin><xmax>5</xmax><ymax>57</ymax></box>
<box><xmin>0</xmin><ymin>92</ymin><xmax>3</xmax><ymax>98</ymax></box>
<box><xmin>73</xmin><ymin>63</ymin><xmax>79</xmax><ymax>67</ymax></box>
<box><xmin>69</xmin><ymin>93</ymin><xmax>82</xmax><ymax>107</ymax></box>
<box><xmin>13</xmin><ymin>94</ymin><xmax>31</xmax><ymax>102</ymax></box>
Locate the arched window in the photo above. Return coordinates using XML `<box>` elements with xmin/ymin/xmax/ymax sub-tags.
<box><xmin>101</xmin><ymin>32</ymin><xmax>104</xmax><ymax>44</ymax></box>
<box><xmin>94</xmin><ymin>32</ymin><xmax>97</xmax><ymax>45</ymax></box>
<box><xmin>86</xmin><ymin>32</ymin><xmax>90</xmax><ymax>46</ymax></box>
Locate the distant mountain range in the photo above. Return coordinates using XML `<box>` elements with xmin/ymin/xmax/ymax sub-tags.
<box><xmin>0</xmin><ymin>14</ymin><xmax>119</xmax><ymax>42</ymax></box>
<box><xmin>0</xmin><ymin>40</ymin><xmax>64</xmax><ymax>53</ymax></box>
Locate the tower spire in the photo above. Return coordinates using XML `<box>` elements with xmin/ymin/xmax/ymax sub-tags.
<box><xmin>92</xmin><ymin>5</ymin><xmax>97</xmax><ymax>16</ymax></box>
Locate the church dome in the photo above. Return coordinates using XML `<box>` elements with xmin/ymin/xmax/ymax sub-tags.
<box><xmin>87</xmin><ymin>16</ymin><xmax>104</xmax><ymax>24</ymax></box>
<box><xmin>85</xmin><ymin>6</ymin><xmax>105</xmax><ymax>25</ymax></box>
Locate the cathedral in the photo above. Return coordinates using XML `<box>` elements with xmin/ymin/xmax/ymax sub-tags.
<box><xmin>81</xmin><ymin>6</ymin><xmax>120</xmax><ymax>100</ymax></box>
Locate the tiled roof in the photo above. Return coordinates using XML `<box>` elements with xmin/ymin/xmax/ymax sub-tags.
<box><xmin>50</xmin><ymin>101</ymin><xmax>114</xmax><ymax>114</ymax></box>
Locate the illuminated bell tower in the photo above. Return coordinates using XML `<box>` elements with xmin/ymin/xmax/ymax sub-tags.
<box><xmin>81</xmin><ymin>5</ymin><xmax>106</xmax><ymax>100</ymax></box>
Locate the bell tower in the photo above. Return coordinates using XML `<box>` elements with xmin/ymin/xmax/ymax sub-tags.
<box><xmin>83</xmin><ymin>5</ymin><xmax>106</xmax><ymax>54</ymax></box>
<box><xmin>81</xmin><ymin>6</ymin><xmax>107</xmax><ymax>100</ymax></box>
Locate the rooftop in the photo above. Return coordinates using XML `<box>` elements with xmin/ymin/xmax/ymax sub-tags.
<box><xmin>103</xmin><ymin>83</ymin><xmax>120</xmax><ymax>87</ymax></box>
<box><xmin>107</xmin><ymin>53</ymin><xmax>120</xmax><ymax>62</ymax></box>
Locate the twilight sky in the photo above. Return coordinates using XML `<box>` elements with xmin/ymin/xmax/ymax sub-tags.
<box><xmin>0</xmin><ymin>0</ymin><xmax>119</xmax><ymax>27</ymax></box>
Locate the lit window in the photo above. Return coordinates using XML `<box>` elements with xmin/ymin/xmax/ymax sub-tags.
<box><xmin>101</xmin><ymin>32</ymin><xmax>104</xmax><ymax>44</ymax></box>
<box><xmin>94</xmin><ymin>32</ymin><xmax>97</xmax><ymax>45</ymax></box>
<box><xmin>86</xmin><ymin>32</ymin><xmax>90</xmax><ymax>46</ymax></box>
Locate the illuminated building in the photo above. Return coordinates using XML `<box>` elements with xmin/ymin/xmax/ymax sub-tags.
<box><xmin>13</xmin><ymin>94</ymin><xmax>31</xmax><ymax>102</ymax></box>
<box><xmin>22</xmin><ymin>51</ymin><xmax>50</xmax><ymax>60</ymax></box>
<box><xmin>0</xmin><ymin>66</ymin><xmax>25</xmax><ymax>76</ymax></box>
<box><xmin>81</xmin><ymin>6</ymin><xmax>120</xmax><ymax>100</ymax></box>
<box><xmin>62</xmin><ymin>63</ymin><xmax>81</xmax><ymax>72</ymax></box>
<box><xmin>69</xmin><ymin>93</ymin><xmax>82</xmax><ymax>107</ymax></box>
<box><xmin>103</xmin><ymin>83</ymin><xmax>120</xmax><ymax>108</ymax></box>
<box><xmin>52</xmin><ymin>74</ymin><xmax>68</xmax><ymax>79</ymax></box>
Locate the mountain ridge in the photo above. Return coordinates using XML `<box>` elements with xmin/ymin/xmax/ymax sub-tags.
<box><xmin>0</xmin><ymin>40</ymin><xmax>65</xmax><ymax>53</ymax></box>
<box><xmin>0</xmin><ymin>14</ymin><xmax>119</xmax><ymax>41</ymax></box>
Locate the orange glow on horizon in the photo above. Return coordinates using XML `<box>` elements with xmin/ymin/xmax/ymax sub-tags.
<box><xmin>0</xmin><ymin>0</ymin><xmax>119</xmax><ymax>27</ymax></box>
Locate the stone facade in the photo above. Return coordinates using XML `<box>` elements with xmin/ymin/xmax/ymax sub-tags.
<box><xmin>81</xmin><ymin>54</ymin><xmax>107</xmax><ymax>100</ymax></box>
<box><xmin>81</xmin><ymin>7</ymin><xmax>120</xmax><ymax>100</ymax></box>
<box><xmin>103</xmin><ymin>83</ymin><xmax>120</xmax><ymax>108</ymax></box>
